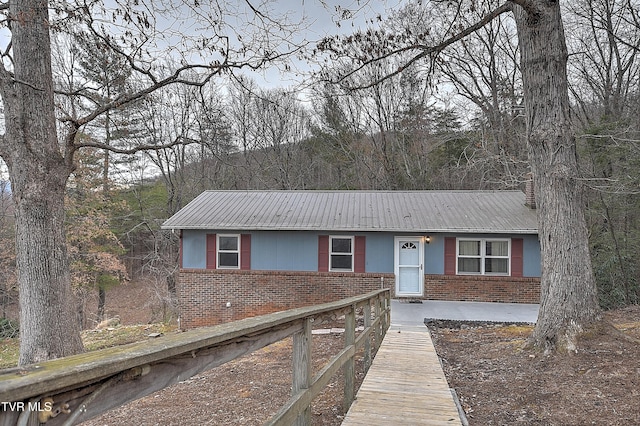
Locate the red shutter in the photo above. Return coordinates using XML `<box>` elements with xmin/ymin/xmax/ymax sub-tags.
<box><xmin>241</xmin><ymin>234</ymin><xmax>251</xmax><ymax>270</ymax></box>
<box><xmin>206</xmin><ymin>234</ymin><xmax>217</xmax><ymax>269</ymax></box>
<box><xmin>444</xmin><ymin>237</ymin><xmax>456</xmax><ymax>275</ymax></box>
<box><xmin>318</xmin><ymin>235</ymin><xmax>329</xmax><ymax>272</ymax></box>
<box><xmin>354</xmin><ymin>236</ymin><xmax>366</xmax><ymax>273</ymax></box>
<box><xmin>511</xmin><ymin>238</ymin><xmax>524</xmax><ymax>277</ymax></box>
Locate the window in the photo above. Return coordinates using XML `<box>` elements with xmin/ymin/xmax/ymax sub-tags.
<box><xmin>457</xmin><ymin>239</ymin><xmax>509</xmax><ymax>275</ymax></box>
<box><xmin>330</xmin><ymin>236</ymin><xmax>354</xmax><ymax>271</ymax></box>
<box><xmin>318</xmin><ymin>235</ymin><xmax>365</xmax><ymax>273</ymax></box>
<box><xmin>217</xmin><ymin>234</ymin><xmax>240</xmax><ymax>269</ymax></box>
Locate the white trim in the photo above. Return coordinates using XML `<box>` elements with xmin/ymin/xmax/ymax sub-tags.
<box><xmin>329</xmin><ymin>235</ymin><xmax>354</xmax><ymax>272</ymax></box>
<box><xmin>394</xmin><ymin>236</ymin><xmax>424</xmax><ymax>296</ymax></box>
<box><xmin>217</xmin><ymin>234</ymin><xmax>241</xmax><ymax>269</ymax></box>
<box><xmin>456</xmin><ymin>238</ymin><xmax>510</xmax><ymax>276</ymax></box>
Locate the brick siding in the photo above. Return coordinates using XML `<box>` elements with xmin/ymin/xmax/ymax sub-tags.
<box><xmin>424</xmin><ymin>274</ymin><xmax>540</xmax><ymax>304</ymax></box>
<box><xmin>177</xmin><ymin>270</ymin><xmax>540</xmax><ymax>329</ymax></box>
<box><xmin>177</xmin><ymin>269</ymin><xmax>395</xmax><ymax>329</ymax></box>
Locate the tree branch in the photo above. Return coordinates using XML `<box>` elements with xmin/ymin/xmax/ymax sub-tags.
<box><xmin>329</xmin><ymin>1</ymin><xmax>514</xmax><ymax>90</ymax></box>
<box><xmin>0</xmin><ymin>66</ymin><xmax>14</xmax><ymax>155</ymax></box>
<box><xmin>71</xmin><ymin>64</ymin><xmax>222</xmax><ymax>127</ymax></box>
<box><xmin>614</xmin><ymin>0</ymin><xmax>640</xmax><ymax>54</ymax></box>
<box><xmin>74</xmin><ymin>135</ymin><xmax>201</xmax><ymax>155</ymax></box>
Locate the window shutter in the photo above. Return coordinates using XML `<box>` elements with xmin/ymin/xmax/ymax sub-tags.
<box><xmin>354</xmin><ymin>236</ymin><xmax>366</xmax><ymax>273</ymax></box>
<box><xmin>444</xmin><ymin>237</ymin><xmax>456</xmax><ymax>275</ymax></box>
<box><xmin>511</xmin><ymin>238</ymin><xmax>524</xmax><ymax>277</ymax></box>
<box><xmin>318</xmin><ymin>235</ymin><xmax>329</xmax><ymax>272</ymax></box>
<box><xmin>241</xmin><ymin>234</ymin><xmax>251</xmax><ymax>270</ymax></box>
<box><xmin>206</xmin><ymin>234</ymin><xmax>217</xmax><ymax>269</ymax></box>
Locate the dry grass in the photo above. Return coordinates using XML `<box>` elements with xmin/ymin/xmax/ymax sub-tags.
<box><xmin>0</xmin><ymin>323</ymin><xmax>177</xmax><ymax>369</ymax></box>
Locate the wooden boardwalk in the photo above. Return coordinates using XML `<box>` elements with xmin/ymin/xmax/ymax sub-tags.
<box><xmin>342</xmin><ymin>325</ymin><xmax>463</xmax><ymax>425</ymax></box>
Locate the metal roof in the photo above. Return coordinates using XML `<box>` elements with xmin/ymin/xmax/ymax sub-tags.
<box><xmin>161</xmin><ymin>190</ymin><xmax>538</xmax><ymax>234</ymax></box>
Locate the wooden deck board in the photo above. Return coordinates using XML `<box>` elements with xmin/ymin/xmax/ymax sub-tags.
<box><xmin>342</xmin><ymin>326</ymin><xmax>462</xmax><ymax>425</ymax></box>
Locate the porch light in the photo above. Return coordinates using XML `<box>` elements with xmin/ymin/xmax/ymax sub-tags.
<box><xmin>425</xmin><ymin>235</ymin><xmax>432</xmax><ymax>244</ymax></box>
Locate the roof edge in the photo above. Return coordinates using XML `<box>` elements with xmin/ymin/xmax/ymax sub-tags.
<box><xmin>162</xmin><ymin>225</ymin><xmax>538</xmax><ymax>234</ymax></box>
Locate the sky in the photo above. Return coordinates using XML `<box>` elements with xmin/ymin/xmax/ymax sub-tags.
<box><xmin>0</xmin><ymin>1</ymin><xmax>404</xmax><ymax>91</ymax></box>
<box><xmin>236</xmin><ymin>0</ymin><xmax>404</xmax><ymax>90</ymax></box>
<box><xmin>0</xmin><ymin>0</ymin><xmax>406</xmax><ymax>182</ymax></box>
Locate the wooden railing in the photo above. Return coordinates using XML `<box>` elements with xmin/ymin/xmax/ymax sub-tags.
<box><xmin>0</xmin><ymin>289</ymin><xmax>390</xmax><ymax>426</ymax></box>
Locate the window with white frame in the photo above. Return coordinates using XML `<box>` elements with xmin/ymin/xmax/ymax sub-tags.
<box><xmin>217</xmin><ymin>234</ymin><xmax>240</xmax><ymax>269</ymax></box>
<box><xmin>457</xmin><ymin>238</ymin><xmax>510</xmax><ymax>275</ymax></box>
<box><xmin>330</xmin><ymin>236</ymin><xmax>354</xmax><ymax>271</ymax></box>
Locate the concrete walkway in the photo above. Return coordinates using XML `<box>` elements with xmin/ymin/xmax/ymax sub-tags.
<box><xmin>391</xmin><ymin>299</ymin><xmax>539</xmax><ymax>326</ymax></box>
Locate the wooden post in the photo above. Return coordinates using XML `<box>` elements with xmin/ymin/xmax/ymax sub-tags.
<box><xmin>363</xmin><ymin>302</ymin><xmax>372</xmax><ymax>372</ymax></box>
<box><xmin>343</xmin><ymin>304</ymin><xmax>356</xmax><ymax>414</ymax></box>
<box><xmin>292</xmin><ymin>317</ymin><xmax>312</xmax><ymax>426</ymax></box>
<box><xmin>383</xmin><ymin>292</ymin><xmax>390</xmax><ymax>334</ymax></box>
<box><xmin>374</xmin><ymin>296</ymin><xmax>382</xmax><ymax>351</ymax></box>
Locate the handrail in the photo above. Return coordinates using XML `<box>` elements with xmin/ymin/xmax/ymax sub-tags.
<box><xmin>266</xmin><ymin>302</ymin><xmax>386</xmax><ymax>425</ymax></box>
<box><xmin>0</xmin><ymin>289</ymin><xmax>390</xmax><ymax>426</ymax></box>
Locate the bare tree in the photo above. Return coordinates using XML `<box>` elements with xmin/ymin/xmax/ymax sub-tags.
<box><xmin>438</xmin><ymin>6</ymin><xmax>527</xmax><ymax>188</ymax></box>
<box><xmin>227</xmin><ymin>76</ymin><xmax>265</xmax><ymax>188</ymax></box>
<box><xmin>319</xmin><ymin>0</ymin><xmax>600</xmax><ymax>352</ymax></box>
<box><xmin>226</xmin><ymin>78</ymin><xmax>314</xmax><ymax>189</ymax></box>
<box><xmin>567</xmin><ymin>0</ymin><xmax>640</xmax><ymax>307</ymax></box>
<box><xmin>314</xmin><ymin>59</ymin><xmax>453</xmax><ymax>190</ymax></box>
<box><xmin>0</xmin><ymin>182</ymin><xmax>16</xmax><ymax>321</ymax></box>
<box><xmin>568</xmin><ymin>0</ymin><xmax>640</xmax><ymax>125</ymax></box>
<box><xmin>0</xmin><ymin>0</ymin><xmax>307</xmax><ymax>365</ymax></box>
<box><xmin>136</xmin><ymin>77</ymin><xmax>232</xmax><ymax>214</ymax></box>
<box><xmin>251</xmin><ymin>88</ymin><xmax>312</xmax><ymax>189</ymax></box>
<box><xmin>308</xmin><ymin>82</ymin><xmax>375</xmax><ymax>189</ymax></box>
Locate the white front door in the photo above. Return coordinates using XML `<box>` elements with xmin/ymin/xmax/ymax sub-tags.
<box><xmin>395</xmin><ymin>237</ymin><xmax>424</xmax><ymax>296</ymax></box>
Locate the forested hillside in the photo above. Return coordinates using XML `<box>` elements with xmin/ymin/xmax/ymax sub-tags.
<box><xmin>0</xmin><ymin>0</ymin><xmax>639</xmax><ymax>339</ymax></box>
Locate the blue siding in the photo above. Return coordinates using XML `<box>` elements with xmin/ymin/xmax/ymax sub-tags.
<box><xmin>424</xmin><ymin>236</ymin><xmax>445</xmax><ymax>274</ymax></box>
<box><xmin>180</xmin><ymin>229</ymin><xmax>541</xmax><ymax>277</ymax></box>
<box><xmin>523</xmin><ymin>234</ymin><xmax>542</xmax><ymax>277</ymax></box>
<box><xmin>182</xmin><ymin>230</ymin><xmax>207</xmax><ymax>269</ymax></box>
<box><xmin>252</xmin><ymin>231</ymin><xmax>318</xmax><ymax>271</ymax></box>
<box><xmin>364</xmin><ymin>234</ymin><xmax>394</xmax><ymax>273</ymax></box>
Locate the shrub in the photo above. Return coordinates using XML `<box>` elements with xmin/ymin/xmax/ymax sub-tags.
<box><xmin>0</xmin><ymin>317</ymin><xmax>19</xmax><ymax>339</ymax></box>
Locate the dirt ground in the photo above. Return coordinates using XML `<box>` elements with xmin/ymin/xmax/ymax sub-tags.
<box><xmin>82</xmin><ymin>331</ymin><xmax>364</xmax><ymax>426</ymax></box>
<box><xmin>89</xmin><ymin>278</ymin><xmax>172</xmax><ymax>326</ymax></box>
<box><xmin>81</xmin><ymin>285</ymin><xmax>640</xmax><ymax>426</ymax></box>
<box><xmin>80</xmin><ymin>283</ymin><xmax>371</xmax><ymax>425</ymax></box>
<box><xmin>428</xmin><ymin>305</ymin><xmax>640</xmax><ymax>426</ymax></box>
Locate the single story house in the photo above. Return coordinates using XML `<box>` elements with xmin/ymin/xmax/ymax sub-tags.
<box><xmin>162</xmin><ymin>190</ymin><xmax>541</xmax><ymax>328</ymax></box>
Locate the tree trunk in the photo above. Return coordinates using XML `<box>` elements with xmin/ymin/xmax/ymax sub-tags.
<box><xmin>97</xmin><ymin>287</ymin><xmax>106</xmax><ymax>322</ymax></box>
<box><xmin>513</xmin><ymin>1</ymin><xmax>600</xmax><ymax>352</ymax></box>
<box><xmin>0</xmin><ymin>0</ymin><xmax>84</xmax><ymax>365</ymax></box>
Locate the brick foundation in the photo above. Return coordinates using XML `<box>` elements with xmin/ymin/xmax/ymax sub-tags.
<box><xmin>177</xmin><ymin>269</ymin><xmax>395</xmax><ymax>329</ymax></box>
<box><xmin>177</xmin><ymin>270</ymin><xmax>540</xmax><ymax>329</ymax></box>
<box><xmin>424</xmin><ymin>274</ymin><xmax>540</xmax><ymax>304</ymax></box>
